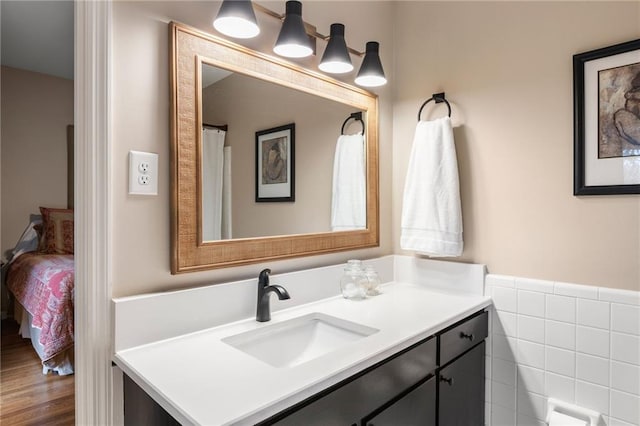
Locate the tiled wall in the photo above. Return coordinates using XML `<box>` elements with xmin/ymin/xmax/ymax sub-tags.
<box><xmin>485</xmin><ymin>275</ymin><xmax>640</xmax><ymax>426</ymax></box>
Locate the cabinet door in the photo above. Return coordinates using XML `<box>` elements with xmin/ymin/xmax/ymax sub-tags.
<box><xmin>364</xmin><ymin>376</ymin><xmax>436</xmax><ymax>426</ymax></box>
<box><xmin>438</xmin><ymin>341</ymin><xmax>485</xmax><ymax>426</ymax></box>
<box><xmin>123</xmin><ymin>374</ymin><xmax>180</xmax><ymax>426</ymax></box>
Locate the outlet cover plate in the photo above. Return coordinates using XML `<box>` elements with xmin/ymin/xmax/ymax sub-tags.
<box><xmin>129</xmin><ymin>150</ymin><xmax>158</xmax><ymax>195</ymax></box>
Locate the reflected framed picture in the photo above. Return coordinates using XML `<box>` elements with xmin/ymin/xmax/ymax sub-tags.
<box><xmin>573</xmin><ymin>38</ymin><xmax>640</xmax><ymax>195</ymax></box>
<box><xmin>256</xmin><ymin>123</ymin><xmax>295</xmax><ymax>202</ymax></box>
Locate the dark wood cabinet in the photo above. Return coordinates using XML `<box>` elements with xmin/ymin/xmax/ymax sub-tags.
<box><xmin>263</xmin><ymin>310</ymin><xmax>487</xmax><ymax>426</ymax></box>
<box><xmin>124</xmin><ymin>374</ymin><xmax>180</xmax><ymax>426</ymax></box>
<box><xmin>263</xmin><ymin>336</ymin><xmax>437</xmax><ymax>426</ymax></box>
<box><xmin>123</xmin><ymin>310</ymin><xmax>488</xmax><ymax>426</ymax></box>
<box><xmin>438</xmin><ymin>341</ymin><xmax>486</xmax><ymax>425</ymax></box>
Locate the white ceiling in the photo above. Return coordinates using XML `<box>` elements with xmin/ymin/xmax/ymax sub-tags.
<box><xmin>1</xmin><ymin>1</ymin><xmax>74</xmax><ymax>80</ymax></box>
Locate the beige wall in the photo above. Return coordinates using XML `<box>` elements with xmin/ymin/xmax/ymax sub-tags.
<box><xmin>1</xmin><ymin>66</ymin><xmax>73</xmax><ymax>254</ymax></box>
<box><xmin>113</xmin><ymin>1</ymin><xmax>638</xmax><ymax>297</ymax></box>
<box><xmin>203</xmin><ymin>73</ymin><xmax>357</xmax><ymax>238</ymax></box>
<box><xmin>111</xmin><ymin>1</ymin><xmax>394</xmax><ymax>297</ymax></box>
<box><xmin>393</xmin><ymin>2</ymin><xmax>640</xmax><ymax>290</ymax></box>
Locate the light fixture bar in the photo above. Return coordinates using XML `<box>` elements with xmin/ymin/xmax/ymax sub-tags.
<box><xmin>252</xmin><ymin>2</ymin><xmax>282</xmax><ymax>20</ymax></box>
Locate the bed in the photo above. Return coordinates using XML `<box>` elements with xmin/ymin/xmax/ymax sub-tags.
<box><xmin>4</xmin><ymin>207</ymin><xmax>75</xmax><ymax>375</ymax></box>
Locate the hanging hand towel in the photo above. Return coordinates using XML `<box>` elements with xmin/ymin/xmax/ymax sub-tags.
<box><xmin>401</xmin><ymin>117</ymin><xmax>463</xmax><ymax>256</ymax></box>
<box><xmin>331</xmin><ymin>133</ymin><xmax>366</xmax><ymax>231</ymax></box>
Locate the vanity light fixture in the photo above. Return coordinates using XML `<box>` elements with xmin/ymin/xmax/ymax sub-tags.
<box><xmin>354</xmin><ymin>42</ymin><xmax>387</xmax><ymax>87</ymax></box>
<box><xmin>273</xmin><ymin>1</ymin><xmax>313</xmax><ymax>58</ymax></box>
<box><xmin>213</xmin><ymin>0</ymin><xmax>260</xmax><ymax>39</ymax></box>
<box><xmin>318</xmin><ymin>23</ymin><xmax>353</xmax><ymax>74</ymax></box>
<box><xmin>212</xmin><ymin>0</ymin><xmax>387</xmax><ymax>86</ymax></box>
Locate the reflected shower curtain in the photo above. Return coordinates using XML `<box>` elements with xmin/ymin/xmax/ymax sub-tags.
<box><xmin>221</xmin><ymin>146</ymin><xmax>232</xmax><ymax>239</ymax></box>
<box><xmin>202</xmin><ymin>128</ymin><xmax>232</xmax><ymax>240</ymax></box>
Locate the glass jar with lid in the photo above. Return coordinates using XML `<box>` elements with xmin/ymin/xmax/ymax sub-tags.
<box><xmin>340</xmin><ymin>260</ymin><xmax>367</xmax><ymax>300</ymax></box>
<box><xmin>364</xmin><ymin>265</ymin><xmax>381</xmax><ymax>296</ymax></box>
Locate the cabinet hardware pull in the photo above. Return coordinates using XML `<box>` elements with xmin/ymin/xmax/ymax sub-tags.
<box><xmin>459</xmin><ymin>331</ymin><xmax>474</xmax><ymax>341</ymax></box>
<box><xmin>440</xmin><ymin>376</ymin><xmax>454</xmax><ymax>386</ymax></box>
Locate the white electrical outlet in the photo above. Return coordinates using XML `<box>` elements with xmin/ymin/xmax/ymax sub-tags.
<box><xmin>129</xmin><ymin>151</ymin><xmax>158</xmax><ymax>195</ymax></box>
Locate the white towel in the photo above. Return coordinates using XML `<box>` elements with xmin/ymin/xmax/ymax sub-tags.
<box><xmin>401</xmin><ymin>117</ymin><xmax>463</xmax><ymax>256</ymax></box>
<box><xmin>331</xmin><ymin>133</ymin><xmax>366</xmax><ymax>231</ymax></box>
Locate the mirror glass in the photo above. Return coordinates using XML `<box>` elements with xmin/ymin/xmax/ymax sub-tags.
<box><xmin>171</xmin><ymin>22</ymin><xmax>379</xmax><ymax>273</ymax></box>
<box><xmin>200</xmin><ymin>62</ymin><xmax>366</xmax><ymax>241</ymax></box>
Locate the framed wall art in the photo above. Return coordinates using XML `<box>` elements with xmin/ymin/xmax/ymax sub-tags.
<box><xmin>255</xmin><ymin>123</ymin><xmax>295</xmax><ymax>202</ymax></box>
<box><xmin>573</xmin><ymin>38</ymin><xmax>640</xmax><ymax>195</ymax></box>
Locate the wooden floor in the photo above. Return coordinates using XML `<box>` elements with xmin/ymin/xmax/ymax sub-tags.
<box><xmin>0</xmin><ymin>319</ymin><xmax>75</xmax><ymax>425</ymax></box>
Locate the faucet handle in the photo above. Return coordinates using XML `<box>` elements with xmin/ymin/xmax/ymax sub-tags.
<box><xmin>258</xmin><ymin>268</ymin><xmax>271</xmax><ymax>286</ymax></box>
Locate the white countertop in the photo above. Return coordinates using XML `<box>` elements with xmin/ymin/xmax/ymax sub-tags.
<box><xmin>114</xmin><ymin>281</ymin><xmax>491</xmax><ymax>425</ymax></box>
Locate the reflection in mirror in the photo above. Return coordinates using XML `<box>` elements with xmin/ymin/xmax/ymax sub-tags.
<box><xmin>201</xmin><ymin>124</ymin><xmax>231</xmax><ymax>240</ymax></box>
<box><xmin>200</xmin><ymin>62</ymin><xmax>366</xmax><ymax>242</ymax></box>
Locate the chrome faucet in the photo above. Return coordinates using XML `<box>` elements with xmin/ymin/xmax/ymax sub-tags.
<box><xmin>256</xmin><ymin>268</ymin><xmax>290</xmax><ymax>322</ymax></box>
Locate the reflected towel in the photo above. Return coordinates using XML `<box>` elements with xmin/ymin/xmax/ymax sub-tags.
<box><xmin>331</xmin><ymin>133</ymin><xmax>366</xmax><ymax>231</ymax></box>
<box><xmin>401</xmin><ymin>117</ymin><xmax>463</xmax><ymax>256</ymax></box>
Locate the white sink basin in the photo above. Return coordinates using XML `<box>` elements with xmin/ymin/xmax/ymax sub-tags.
<box><xmin>222</xmin><ymin>313</ymin><xmax>379</xmax><ymax>368</ymax></box>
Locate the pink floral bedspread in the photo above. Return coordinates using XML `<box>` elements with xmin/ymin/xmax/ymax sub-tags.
<box><xmin>7</xmin><ymin>252</ymin><xmax>74</xmax><ymax>362</ymax></box>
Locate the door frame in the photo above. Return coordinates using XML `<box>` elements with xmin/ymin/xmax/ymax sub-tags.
<box><xmin>74</xmin><ymin>1</ymin><xmax>114</xmax><ymax>424</ymax></box>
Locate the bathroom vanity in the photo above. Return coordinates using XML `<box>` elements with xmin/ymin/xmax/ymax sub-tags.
<box><xmin>260</xmin><ymin>310</ymin><xmax>487</xmax><ymax>426</ymax></box>
<box><xmin>113</xmin><ymin>257</ymin><xmax>491</xmax><ymax>426</ymax></box>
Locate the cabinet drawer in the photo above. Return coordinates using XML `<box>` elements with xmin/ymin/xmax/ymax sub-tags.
<box><xmin>265</xmin><ymin>336</ymin><xmax>437</xmax><ymax>425</ymax></box>
<box><xmin>439</xmin><ymin>310</ymin><xmax>488</xmax><ymax>366</ymax></box>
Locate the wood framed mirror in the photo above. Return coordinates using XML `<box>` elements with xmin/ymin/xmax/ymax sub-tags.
<box><xmin>170</xmin><ymin>22</ymin><xmax>379</xmax><ymax>273</ymax></box>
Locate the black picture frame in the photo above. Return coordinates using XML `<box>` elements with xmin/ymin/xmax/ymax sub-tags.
<box><xmin>255</xmin><ymin>123</ymin><xmax>295</xmax><ymax>202</ymax></box>
<box><xmin>573</xmin><ymin>39</ymin><xmax>640</xmax><ymax>195</ymax></box>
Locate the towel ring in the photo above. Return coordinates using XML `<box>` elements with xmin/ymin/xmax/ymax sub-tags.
<box><xmin>418</xmin><ymin>92</ymin><xmax>451</xmax><ymax>121</ymax></box>
<box><xmin>203</xmin><ymin>123</ymin><xmax>228</xmax><ymax>132</ymax></box>
<box><xmin>341</xmin><ymin>112</ymin><xmax>365</xmax><ymax>136</ymax></box>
